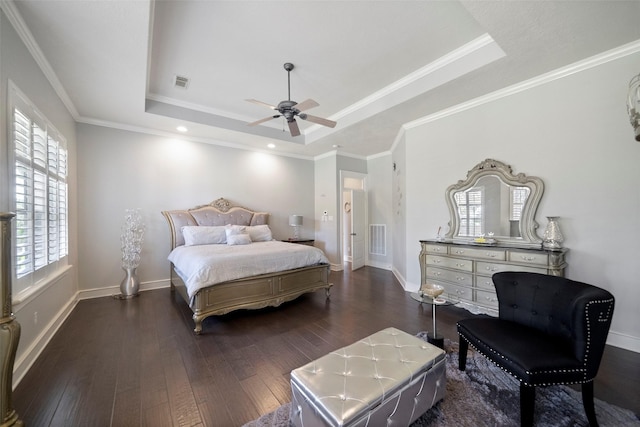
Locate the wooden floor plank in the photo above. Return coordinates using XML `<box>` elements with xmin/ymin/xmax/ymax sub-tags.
<box><xmin>11</xmin><ymin>266</ymin><xmax>640</xmax><ymax>426</ymax></box>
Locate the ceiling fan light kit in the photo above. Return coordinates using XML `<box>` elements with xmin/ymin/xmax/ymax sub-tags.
<box><xmin>246</xmin><ymin>62</ymin><xmax>337</xmax><ymax>136</ymax></box>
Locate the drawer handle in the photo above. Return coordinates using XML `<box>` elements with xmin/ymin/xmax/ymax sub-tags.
<box><xmin>434</xmin><ymin>248</ymin><xmax>441</xmax><ymax>252</ymax></box>
<box><xmin>456</xmin><ymin>276</ymin><xmax>466</xmax><ymax>281</ymax></box>
<box><xmin>434</xmin><ymin>272</ymin><xmax>441</xmax><ymax>276</ymax></box>
<box><xmin>521</xmin><ymin>256</ymin><xmax>536</xmax><ymax>261</ymax></box>
<box><xmin>486</xmin><ymin>252</ymin><xmax>497</xmax><ymax>258</ymax></box>
<box><xmin>456</xmin><ymin>263</ymin><xmax>465</xmax><ymax>268</ymax></box>
<box><xmin>455</xmin><ymin>250</ymin><xmax>465</xmax><ymax>254</ymax></box>
<box><xmin>434</xmin><ymin>259</ymin><xmax>441</xmax><ymax>263</ymax></box>
<box><xmin>485</xmin><ymin>266</ymin><xmax>499</xmax><ymax>272</ymax></box>
<box><xmin>485</xmin><ymin>296</ymin><xmax>498</xmax><ymax>302</ymax></box>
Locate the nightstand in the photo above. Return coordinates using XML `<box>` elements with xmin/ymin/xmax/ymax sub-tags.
<box><xmin>282</xmin><ymin>239</ymin><xmax>315</xmax><ymax>246</ymax></box>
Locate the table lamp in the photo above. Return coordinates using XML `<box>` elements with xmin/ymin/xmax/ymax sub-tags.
<box><xmin>289</xmin><ymin>215</ymin><xmax>303</xmax><ymax>239</ymax></box>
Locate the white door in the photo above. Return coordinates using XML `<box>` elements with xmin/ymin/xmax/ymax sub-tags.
<box><xmin>351</xmin><ymin>190</ymin><xmax>366</xmax><ymax>271</ymax></box>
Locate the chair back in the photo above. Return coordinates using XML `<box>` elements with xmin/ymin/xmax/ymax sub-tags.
<box><xmin>492</xmin><ymin>271</ymin><xmax>615</xmax><ymax>378</ymax></box>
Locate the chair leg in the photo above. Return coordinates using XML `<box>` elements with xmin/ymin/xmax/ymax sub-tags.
<box><xmin>581</xmin><ymin>381</ymin><xmax>599</xmax><ymax>427</ymax></box>
<box><xmin>458</xmin><ymin>336</ymin><xmax>468</xmax><ymax>371</ymax></box>
<box><xmin>520</xmin><ymin>383</ymin><xmax>535</xmax><ymax>427</ymax></box>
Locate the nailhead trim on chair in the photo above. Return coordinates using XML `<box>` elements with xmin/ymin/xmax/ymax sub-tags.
<box><xmin>458</xmin><ymin>297</ymin><xmax>615</xmax><ymax>387</ymax></box>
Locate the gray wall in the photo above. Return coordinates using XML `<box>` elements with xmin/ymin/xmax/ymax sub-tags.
<box><xmin>401</xmin><ymin>50</ymin><xmax>640</xmax><ymax>351</ymax></box>
<box><xmin>76</xmin><ymin>124</ymin><xmax>317</xmax><ymax>292</ymax></box>
<box><xmin>1</xmin><ymin>9</ymin><xmax>79</xmax><ymax>382</ymax></box>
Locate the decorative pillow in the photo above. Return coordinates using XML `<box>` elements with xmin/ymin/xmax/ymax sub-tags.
<box><xmin>225</xmin><ymin>225</ymin><xmax>251</xmax><ymax>245</ymax></box>
<box><xmin>182</xmin><ymin>226</ymin><xmax>227</xmax><ymax>246</ymax></box>
<box><xmin>226</xmin><ymin>233</ymin><xmax>252</xmax><ymax>246</ymax></box>
<box><xmin>247</xmin><ymin>225</ymin><xmax>273</xmax><ymax>242</ymax></box>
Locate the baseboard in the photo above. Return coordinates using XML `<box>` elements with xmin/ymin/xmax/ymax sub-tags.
<box><xmin>606</xmin><ymin>330</ymin><xmax>640</xmax><ymax>353</ymax></box>
<box><xmin>366</xmin><ymin>260</ymin><xmax>392</xmax><ymax>271</ymax></box>
<box><xmin>13</xmin><ymin>293</ymin><xmax>79</xmax><ymax>387</ymax></box>
<box><xmin>77</xmin><ymin>278</ymin><xmax>171</xmax><ymax>300</ymax></box>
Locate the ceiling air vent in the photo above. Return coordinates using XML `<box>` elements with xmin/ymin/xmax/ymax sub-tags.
<box><xmin>174</xmin><ymin>75</ymin><xmax>190</xmax><ymax>89</ymax></box>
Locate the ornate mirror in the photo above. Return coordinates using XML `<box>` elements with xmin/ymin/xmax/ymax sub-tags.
<box><xmin>445</xmin><ymin>159</ymin><xmax>544</xmax><ymax>248</ymax></box>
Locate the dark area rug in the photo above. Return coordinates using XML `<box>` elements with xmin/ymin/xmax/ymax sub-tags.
<box><xmin>243</xmin><ymin>332</ymin><xmax>640</xmax><ymax>427</ymax></box>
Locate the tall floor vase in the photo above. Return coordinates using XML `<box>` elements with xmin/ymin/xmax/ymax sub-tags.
<box><xmin>115</xmin><ymin>267</ymin><xmax>140</xmax><ymax>299</ymax></box>
<box><xmin>0</xmin><ymin>213</ymin><xmax>24</xmax><ymax>427</ymax></box>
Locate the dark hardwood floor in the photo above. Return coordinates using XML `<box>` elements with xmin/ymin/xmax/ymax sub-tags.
<box><xmin>13</xmin><ymin>267</ymin><xmax>640</xmax><ymax>426</ymax></box>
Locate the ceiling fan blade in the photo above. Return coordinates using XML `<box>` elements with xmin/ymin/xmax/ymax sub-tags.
<box><xmin>300</xmin><ymin>114</ymin><xmax>337</xmax><ymax>128</ymax></box>
<box><xmin>247</xmin><ymin>115</ymin><xmax>280</xmax><ymax>126</ymax></box>
<box><xmin>246</xmin><ymin>99</ymin><xmax>277</xmax><ymax>110</ymax></box>
<box><xmin>288</xmin><ymin>119</ymin><xmax>301</xmax><ymax>137</ymax></box>
<box><xmin>294</xmin><ymin>99</ymin><xmax>319</xmax><ymax>112</ymax></box>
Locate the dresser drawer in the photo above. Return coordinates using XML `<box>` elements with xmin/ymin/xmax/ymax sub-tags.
<box><xmin>449</xmin><ymin>246</ymin><xmax>506</xmax><ymax>261</ymax></box>
<box><xmin>508</xmin><ymin>250</ymin><xmax>549</xmax><ymax>266</ymax></box>
<box><xmin>476</xmin><ymin>262</ymin><xmax>547</xmax><ymax>275</ymax></box>
<box><xmin>440</xmin><ymin>282</ymin><xmax>472</xmax><ymax>303</ymax></box>
<box><xmin>426</xmin><ymin>267</ymin><xmax>473</xmax><ymax>287</ymax></box>
<box><xmin>423</xmin><ymin>243</ymin><xmax>448</xmax><ymax>255</ymax></box>
<box><xmin>426</xmin><ymin>255</ymin><xmax>473</xmax><ymax>272</ymax></box>
<box><xmin>475</xmin><ymin>276</ymin><xmax>496</xmax><ymax>291</ymax></box>
<box><xmin>475</xmin><ymin>289</ymin><xmax>499</xmax><ymax>309</ymax></box>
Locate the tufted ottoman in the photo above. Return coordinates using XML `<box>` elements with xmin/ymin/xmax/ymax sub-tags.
<box><xmin>289</xmin><ymin>327</ymin><xmax>446</xmax><ymax>427</ymax></box>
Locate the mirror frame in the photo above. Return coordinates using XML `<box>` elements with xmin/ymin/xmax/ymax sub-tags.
<box><xmin>445</xmin><ymin>159</ymin><xmax>544</xmax><ymax>248</ymax></box>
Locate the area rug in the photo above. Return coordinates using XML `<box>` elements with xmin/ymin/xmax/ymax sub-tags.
<box><xmin>243</xmin><ymin>332</ymin><xmax>640</xmax><ymax>427</ymax></box>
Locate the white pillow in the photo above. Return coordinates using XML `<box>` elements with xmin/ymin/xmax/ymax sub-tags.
<box><xmin>182</xmin><ymin>226</ymin><xmax>227</xmax><ymax>246</ymax></box>
<box><xmin>226</xmin><ymin>233</ymin><xmax>252</xmax><ymax>246</ymax></box>
<box><xmin>225</xmin><ymin>225</ymin><xmax>251</xmax><ymax>245</ymax></box>
<box><xmin>247</xmin><ymin>225</ymin><xmax>273</xmax><ymax>242</ymax></box>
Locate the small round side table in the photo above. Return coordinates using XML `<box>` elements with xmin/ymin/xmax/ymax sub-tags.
<box><xmin>410</xmin><ymin>292</ymin><xmax>458</xmax><ymax>349</ymax></box>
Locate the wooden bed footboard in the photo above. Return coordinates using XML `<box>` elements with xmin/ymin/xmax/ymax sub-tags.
<box><xmin>171</xmin><ymin>263</ymin><xmax>332</xmax><ymax>334</ymax></box>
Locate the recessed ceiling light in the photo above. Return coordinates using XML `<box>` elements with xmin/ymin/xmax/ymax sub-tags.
<box><xmin>267</xmin><ymin>143</ymin><xmax>276</xmax><ymax>149</ymax></box>
<box><xmin>176</xmin><ymin>126</ymin><xmax>188</xmax><ymax>132</ymax></box>
<box><xmin>332</xmin><ymin>144</ymin><xmax>341</xmax><ymax>148</ymax></box>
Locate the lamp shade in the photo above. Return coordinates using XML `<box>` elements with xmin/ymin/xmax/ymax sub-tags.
<box><xmin>289</xmin><ymin>215</ymin><xmax>303</xmax><ymax>226</ymax></box>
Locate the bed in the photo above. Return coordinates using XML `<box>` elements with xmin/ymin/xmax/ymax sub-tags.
<box><xmin>162</xmin><ymin>198</ymin><xmax>332</xmax><ymax>334</ymax></box>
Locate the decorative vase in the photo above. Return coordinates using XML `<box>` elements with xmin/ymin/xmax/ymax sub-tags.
<box><xmin>543</xmin><ymin>216</ymin><xmax>564</xmax><ymax>250</ymax></box>
<box><xmin>118</xmin><ymin>267</ymin><xmax>140</xmax><ymax>298</ymax></box>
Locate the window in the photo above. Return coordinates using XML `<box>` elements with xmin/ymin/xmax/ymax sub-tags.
<box><xmin>510</xmin><ymin>187</ymin><xmax>530</xmax><ymax>221</ymax></box>
<box><xmin>10</xmin><ymin>84</ymin><xmax>68</xmax><ymax>292</ymax></box>
<box><xmin>455</xmin><ymin>189</ymin><xmax>483</xmax><ymax>236</ymax></box>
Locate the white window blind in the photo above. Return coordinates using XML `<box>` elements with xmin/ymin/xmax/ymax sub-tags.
<box><xmin>455</xmin><ymin>189</ymin><xmax>483</xmax><ymax>236</ymax></box>
<box><xmin>10</xmin><ymin>85</ymin><xmax>68</xmax><ymax>292</ymax></box>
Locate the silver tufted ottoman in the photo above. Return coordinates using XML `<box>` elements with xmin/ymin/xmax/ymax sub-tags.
<box><xmin>289</xmin><ymin>327</ymin><xmax>446</xmax><ymax>427</ymax></box>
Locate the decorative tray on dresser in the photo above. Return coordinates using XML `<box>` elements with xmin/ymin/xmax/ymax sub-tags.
<box><xmin>419</xmin><ymin>239</ymin><xmax>567</xmax><ymax>316</ymax></box>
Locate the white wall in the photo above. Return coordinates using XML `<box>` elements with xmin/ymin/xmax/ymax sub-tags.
<box><xmin>402</xmin><ymin>50</ymin><xmax>640</xmax><ymax>351</ymax></box>
<box><xmin>314</xmin><ymin>154</ymin><xmax>339</xmax><ymax>265</ymax></box>
<box><xmin>1</xmin><ymin>9</ymin><xmax>79</xmax><ymax>384</ymax></box>
<box><xmin>76</xmin><ymin>124</ymin><xmax>316</xmax><ymax>294</ymax></box>
<box><xmin>366</xmin><ymin>154</ymin><xmax>393</xmax><ymax>269</ymax></box>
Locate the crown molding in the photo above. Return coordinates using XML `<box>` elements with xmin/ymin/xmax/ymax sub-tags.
<box><xmin>75</xmin><ymin>116</ymin><xmax>315</xmax><ymax>161</ymax></box>
<box><xmin>1</xmin><ymin>0</ymin><xmax>79</xmax><ymax>119</ymax></box>
<box><xmin>405</xmin><ymin>38</ymin><xmax>640</xmax><ymax>130</ymax></box>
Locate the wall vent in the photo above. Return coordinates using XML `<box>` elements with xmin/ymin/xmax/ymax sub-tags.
<box><xmin>174</xmin><ymin>75</ymin><xmax>190</xmax><ymax>89</ymax></box>
<box><xmin>369</xmin><ymin>224</ymin><xmax>386</xmax><ymax>256</ymax></box>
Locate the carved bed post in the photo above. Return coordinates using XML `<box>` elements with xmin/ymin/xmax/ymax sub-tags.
<box><xmin>0</xmin><ymin>213</ymin><xmax>24</xmax><ymax>427</ymax></box>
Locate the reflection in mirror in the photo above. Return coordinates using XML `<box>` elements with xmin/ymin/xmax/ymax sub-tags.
<box><xmin>453</xmin><ymin>175</ymin><xmax>530</xmax><ymax>238</ymax></box>
<box><xmin>445</xmin><ymin>159</ymin><xmax>544</xmax><ymax>248</ymax></box>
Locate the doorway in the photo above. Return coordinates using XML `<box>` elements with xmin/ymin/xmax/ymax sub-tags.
<box><xmin>340</xmin><ymin>172</ymin><xmax>367</xmax><ymax>271</ymax></box>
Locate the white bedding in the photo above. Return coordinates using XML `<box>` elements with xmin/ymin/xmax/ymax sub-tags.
<box><xmin>168</xmin><ymin>240</ymin><xmax>330</xmax><ymax>299</ymax></box>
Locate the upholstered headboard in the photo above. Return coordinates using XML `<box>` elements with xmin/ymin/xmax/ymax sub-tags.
<box><xmin>161</xmin><ymin>198</ymin><xmax>269</xmax><ymax>249</ymax></box>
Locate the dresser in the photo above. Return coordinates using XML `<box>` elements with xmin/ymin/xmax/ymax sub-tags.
<box><xmin>419</xmin><ymin>240</ymin><xmax>567</xmax><ymax>315</ymax></box>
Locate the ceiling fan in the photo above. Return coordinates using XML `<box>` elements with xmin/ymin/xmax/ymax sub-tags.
<box><xmin>246</xmin><ymin>63</ymin><xmax>337</xmax><ymax>137</ymax></box>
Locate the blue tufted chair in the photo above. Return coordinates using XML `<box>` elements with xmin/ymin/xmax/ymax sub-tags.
<box><xmin>457</xmin><ymin>271</ymin><xmax>615</xmax><ymax>427</ymax></box>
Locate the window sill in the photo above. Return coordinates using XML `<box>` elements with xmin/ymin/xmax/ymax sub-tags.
<box><xmin>12</xmin><ymin>264</ymin><xmax>73</xmax><ymax>308</ymax></box>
